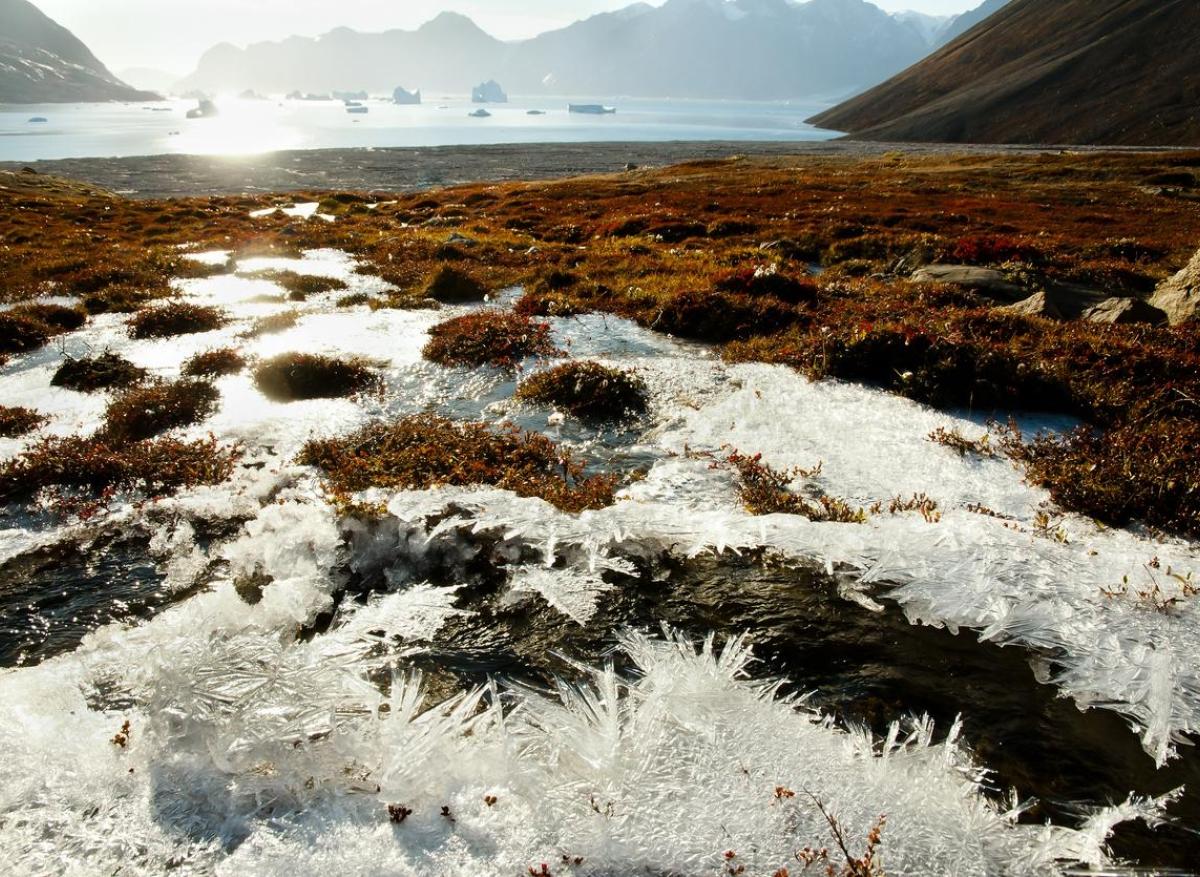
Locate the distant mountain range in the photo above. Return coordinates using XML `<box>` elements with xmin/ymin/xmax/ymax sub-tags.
<box><xmin>176</xmin><ymin>0</ymin><xmax>1004</xmax><ymax>101</ymax></box>
<box><xmin>0</xmin><ymin>0</ymin><xmax>157</xmax><ymax>102</ymax></box>
<box><xmin>809</xmin><ymin>0</ymin><xmax>1199</xmax><ymax>145</ymax></box>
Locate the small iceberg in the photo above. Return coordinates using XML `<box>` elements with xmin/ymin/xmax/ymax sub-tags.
<box><xmin>468</xmin><ymin>108</ymin><xmax>492</xmax><ymax>118</ymax></box>
<box><xmin>569</xmin><ymin>104</ymin><xmax>616</xmax><ymax>115</ymax></box>
<box><xmin>471</xmin><ymin>79</ymin><xmax>507</xmax><ymax>103</ymax></box>
<box><xmin>527</xmin><ymin>109</ymin><xmax>546</xmax><ymax>116</ymax></box>
<box><xmin>27</xmin><ymin>117</ymin><xmax>48</xmax><ymax>123</ymax></box>
<box><xmin>393</xmin><ymin>86</ymin><xmax>421</xmax><ymax>105</ymax></box>
<box><xmin>185</xmin><ymin>99</ymin><xmax>217</xmax><ymax>119</ymax></box>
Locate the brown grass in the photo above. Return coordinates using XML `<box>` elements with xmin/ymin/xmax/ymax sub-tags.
<box><xmin>297</xmin><ymin>414</ymin><xmax>618</xmax><ymax>513</ymax></box>
<box><xmin>242</xmin><ymin>269</ymin><xmax>348</xmax><ymax>300</ymax></box>
<box><xmin>727</xmin><ymin>450</ymin><xmax>866</xmax><ymax>523</ymax></box>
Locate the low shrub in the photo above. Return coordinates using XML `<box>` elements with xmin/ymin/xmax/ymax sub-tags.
<box><xmin>253</xmin><ymin>352</ymin><xmax>379</xmax><ymax>401</ymax></box>
<box><xmin>102</xmin><ymin>379</ymin><xmax>221</xmax><ymax>442</ymax></box>
<box><xmin>52</xmin><ymin>352</ymin><xmax>148</xmax><ymax>392</ymax></box>
<box><xmin>0</xmin><ymin>406</ymin><xmax>46</xmax><ymax>438</ymax></box>
<box><xmin>81</xmin><ymin>285</ymin><xmax>153</xmax><ymax>315</ymax></box>
<box><xmin>727</xmin><ymin>450</ymin><xmax>865</xmax><ymax>523</ymax></box>
<box><xmin>298</xmin><ymin>414</ymin><xmax>618</xmax><ymax>513</ymax></box>
<box><xmin>423</xmin><ymin>310</ymin><xmax>557</xmax><ymax>368</ymax></box>
<box><xmin>241</xmin><ymin>309</ymin><xmax>300</xmax><ymax>338</ymax></box>
<box><xmin>655</xmin><ymin>289</ymin><xmax>799</xmax><ymax>344</ymax></box>
<box><xmin>244</xmin><ymin>269</ymin><xmax>349</xmax><ymax>300</ymax></box>
<box><xmin>9</xmin><ymin>304</ymin><xmax>87</xmax><ymax>332</ymax></box>
<box><xmin>182</xmin><ymin>347</ymin><xmax>246</xmax><ymax>377</ymax></box>
<box><xmin>517</xmin><ymin>361</ymin><xmax>648</xmax><ymax>422</ymax></box>
<box><xmin>1002</xmin><ymin>420</ymin><xmax>1200</xmax><ymax>538</ymax></box>
<box><xmin>423</xmin><ymin>265</ymin><xmax>488</xmax><ymax>303</ymax></box>
<box><xmin>713</xmin><ymin>266</ymin><xmax>817</xmax><ymax>305</ymax></box>
<box><xmin>0</xmin><ymin>311</ymin><xmax>51</xmax><ymax>354</ymax></box>
<box><xmin>128</xmin><ymin>302</ymin><xmax>228</xmax><ymax>339</ymax></box>
<box><xmin>946</xmin><ymin>235</ymin><xmax>1042</xmax><ymax>266</ymax></box>
<box><xmin>0</xmin><ymin>434</ymin><xmax>236</xmax><ymax>504</ymax></box>
<box><xmin>336</xmin><ymin>292</ymin><xmax>372</xmax><ymax>308</ymax></box>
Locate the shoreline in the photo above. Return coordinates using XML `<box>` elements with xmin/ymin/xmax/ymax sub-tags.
<box><xmin>3</xmin><ymin>138</ymin><xmax>1189</xmax><ymax>199</ymax></box>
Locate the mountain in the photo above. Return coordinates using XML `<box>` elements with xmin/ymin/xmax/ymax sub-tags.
<box><xmin>933</xmin><ymin>0</ymin><xmax>1009</xmax><ymax>46</ymax></box>
<box><xmin>0</xmin><ymin>0</ymin><xmax>159</xmax><ymax>102</ymax></box>
<box><xmin>177</xmin><ymin>0</ymin><xmax>936</xmax><ymax>101</ymax></box>
<box><xmin>808</xmin><ymin>0</ymin><xmax>1200</xmax><ymax>145</ymax></box>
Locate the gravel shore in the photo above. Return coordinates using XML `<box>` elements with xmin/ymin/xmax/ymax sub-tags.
<box><xmin>0</xmin><ymin>139</ymin><xmax>1079</xmax><ymax>198</ymax></box>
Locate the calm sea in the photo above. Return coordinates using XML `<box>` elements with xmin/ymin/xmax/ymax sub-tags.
<box><xmin>0</xmin><ymin>96</ymin><xmax>839</xmax><ymax>162</ymax></box>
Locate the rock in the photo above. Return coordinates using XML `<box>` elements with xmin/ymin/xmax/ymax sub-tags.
<box><xmin>445</xmin><ymin>232</ymin><xmax>477</xmax><ymax>247</ymax></box>
<box><xmin>1080</xmin><ymin>297</ymin><xmax>1167</xmax><ymax>325</ymax></box>
<box><xmin>471</xmin><ymin>80</ymin><xmax>507</xmax><ymax>103</ymax></box>
<box><xmin>999</xmin><ymin>291</ymin><xmax>1063</xmax><ymax>320</ymax></box>
<box><xmin>624</xmin><ymin>162</ymin><xmax>639</xmax><ymax>171</ymax></box>
<box><xmin>910</xmin><ymin>264</ymin><xmax>1028</xmax><ymax>303</ymax></box>
<box><xmin>1149</xmin><ymin>248</ymin><xmax>1200</xmax><ymax>325</ymax></box>
<box><xmin>393</xmin><ymin>86</ymin><xmax>421</xmax><ymax>105</ymax></box>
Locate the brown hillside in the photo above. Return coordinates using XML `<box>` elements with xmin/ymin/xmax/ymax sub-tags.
<box><xmin>808</xmin><ymin>0</ymin><xmax>1200</xmax><ymax>146</ymax></box>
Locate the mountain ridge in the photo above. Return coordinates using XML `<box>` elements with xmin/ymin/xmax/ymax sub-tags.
<box><xmin>177</xmin><ymin>0</ymin><xmax>977</xmax><ymax>101</ymax></box>
<box><xmin>0</xmin><ymin>0</ymin><xmax>158</xmax><ymax>102</ymax></box>
<box><xmin>808</xmin><ymin>0</ymin><xmax>1200</xmax><ymax>145</ymax></box>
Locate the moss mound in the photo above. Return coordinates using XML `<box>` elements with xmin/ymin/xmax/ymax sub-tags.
<box><xmin>423</xmin><ymin>310</ymin><xmax>557</xmax><ymax>368</ymax></box>
<box><xmin>52</xmin><ymin>352</ymin><xmax>148</xmax><ymax>393</ymax></box>
<box><xmin>517</xmin><ymin>361</ymin><xmax>648</xmax><ymax>422</ymax></box>
<box><xmin>253</xmin><ymin>353</ymin><xmax>379</xmax><ymax>402</ymax></box>
<box><xmin>423</xmin><ymin>266</ymin><xmax>488</xmax><ymax>303</ymax></box>
<box><xmin>182</xmin><ymin>347</ymin><xmax>247</xmax><ymax>378</ymax></box>
<box><xmin>298</xmin><ymin>414</ymin><xmax>618</xmax><ymax>513</ymax></box>
<box><xmin>0</xmin><ymin>435</ymin><xmax>236</xmax><ymax>504</ymax></box>
<box><xmin>0</xmin><ymin>406</ymin><xmax>46</xmax><ymax>438</ymax></box>
<box><xmin>128</xmin><ymin>302</ymin><xmax>228</xmax><ymax>339</ymax></box>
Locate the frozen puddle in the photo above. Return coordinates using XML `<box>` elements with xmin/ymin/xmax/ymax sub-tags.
<box><xmin>0</xmin><ymin>248</ymin><xmax>1198</xmax><ymax>873</ymax></box>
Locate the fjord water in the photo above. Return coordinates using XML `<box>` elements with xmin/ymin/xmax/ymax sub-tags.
<box><xmin>0</xmin><ymin>96</ymin><xmax>837</xmax><ymax>162</ymax></box>
<box><xmin>3</xmin><ymin>246</ymin><xmax>1200</xmax><ymax>872</ymax></box>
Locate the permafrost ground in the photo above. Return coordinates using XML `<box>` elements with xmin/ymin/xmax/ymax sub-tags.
<box><xmin>1</xmin><ymin>247</ymin><xmax>1198</xmax><ymax>873</ymax></box>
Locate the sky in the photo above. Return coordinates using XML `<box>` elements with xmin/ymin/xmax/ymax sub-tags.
<box><xmin>36</xmin><ymin>0</ymin><xmax>982</xmax><ymax>75</ymax></box>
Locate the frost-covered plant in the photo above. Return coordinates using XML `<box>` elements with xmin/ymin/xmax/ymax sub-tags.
<box><xmin>102</xmin><ymin>379</ymin><xmax>220</xmax><ymax>442</ymax></box>
<box><xmin>727</xmin><ymin>450</ymin><xmax>865</xmax><ymax>523</ymax></box>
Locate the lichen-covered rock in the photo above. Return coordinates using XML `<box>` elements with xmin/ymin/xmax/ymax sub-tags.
<box><xmin>1149</xmin><ymin>248</ymin><xmax>1200</xmax><ymax>325</ymax></box>
<box><xmin>1080</xmin><ymin>297</ymin><xmax>1167</xmax><ymax>326</ymax></box>
<box><xmin>910</xmin><ymin>264</ymin><xmax>1027</xmax><ymax>303</ymax></box>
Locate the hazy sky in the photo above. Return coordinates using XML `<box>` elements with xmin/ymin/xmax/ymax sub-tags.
<box><xmin>37</xmin><ymin>0</ymin><xmax>981</xmax><ymax>74</ymax></box>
